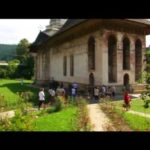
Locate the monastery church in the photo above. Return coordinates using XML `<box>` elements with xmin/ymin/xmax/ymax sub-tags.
<box><xmin>30</xmin><ymin>19</ymin><xmax>150</xmax><ymax>92</ymax></box>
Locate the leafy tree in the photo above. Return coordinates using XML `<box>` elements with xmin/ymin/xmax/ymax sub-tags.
<box><xmin>16</xmin><ymin>38</ymin><xmax>34</xmax><ymax>79</ymax></box>
<box><xmin>0</xmin><ymin>67</ymin><xmax>7</xmax><ymax>78</ymax></box>
<box><xmin>16</xmin><ymin>39</ymin><xmax>30</xmax><ymax>63</ymax></box>
<box><xmin>141</xmin><ymin>49</ymin><xmax>150</xmax><ymax>108</ymax></box>
<box><xmin>7</xmin><ymin>59</ymin><xmax>20</xmax><ymax>78</ymax></box>
<box><xmin>18</xmin><ymin>56</ymin><xmax>34</xmax><ymax>79</ymax></box>
<box><xmin>145</xmin><ymin>50</ymin><xmax>150</xmax><ymax>84</ymax></box>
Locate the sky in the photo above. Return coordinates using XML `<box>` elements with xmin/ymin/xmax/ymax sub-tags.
<box><xmin>0</xmin><ymin>19</ymin><xmax>50</xmax><ymax>44</ymax></box>
<box><xmin>0</xmin><ymin>19</ymin><xmax>150</xmax><ymax>47</ymax></box>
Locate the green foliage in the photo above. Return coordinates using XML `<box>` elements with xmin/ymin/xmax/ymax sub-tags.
<box><xmin>15</xmin><ymin>38</ymin><xmax>34</xmax><ymax>79</ymax></box>
<box><xmin>145</xmin><ymin>50</ymin><xmax>150</xmax><ymax>84</ymax></box>
<box><xmin>0</xmin><ymin>67</ymin><xmax>8</xmax><ymax>78</ymax></box>
<box><xmin>17</xmin><ymin>91</ymin><xmax>35</xmax><ymax>103</ymax></box>
<box><xmin>18</xmin><ymin>56</ymin><xmax>34</xmax><ymax>79</ymax></box>
<box><xmin>141</xmin><ymin>91</ymin><xmax>150</xmax><ymax>108</ymax></box>
<box><xmin>16</xmin><ymin>39</ymin><xmax>30</xmax><ymax>62</ymax></box>
<box><xmin>0</xmin><ymin>96</ymin><xmax>35</xmax><ymax>131</ymax></box>
<box><xmin>7</xmin><ymin>59</ymin><xmax>20</xmax><ymax>78</ymax></box>
<box><xmin>0</xmin><ymin>108</ymin><xmax>35</xmax><ymax>131</ymax></box>
<box><xmin>140</xmin><ymin>49</ymin><xmax>150</xmax><ymax>108</ymax></box>
<box><xmin>52</xmin><ymin>97</ymin><xmax>63</xmax><ymax>112</ymax></box>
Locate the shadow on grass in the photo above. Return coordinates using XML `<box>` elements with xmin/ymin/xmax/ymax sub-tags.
<box><xmin>0</xmin><ymin>82</ymin><xmax>39</xmax><ymax>106</ymax></box>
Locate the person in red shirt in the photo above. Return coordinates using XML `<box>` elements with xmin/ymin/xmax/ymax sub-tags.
<box><xmin>123</xmin><ymin>90</ymin><xmax>131</xmax><ymax>110</ymax></box>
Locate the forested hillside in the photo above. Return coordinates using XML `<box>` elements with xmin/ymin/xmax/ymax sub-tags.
<box><xmin>0</xmin><ymin>44</ymin><xmax>17</xmax><ymax>61</ymax></box>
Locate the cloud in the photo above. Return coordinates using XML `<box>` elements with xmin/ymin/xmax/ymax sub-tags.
<box><xmin>0</xmin><ymin>19</ymin><xmax>49</xmax><ymax>44</ymax></box>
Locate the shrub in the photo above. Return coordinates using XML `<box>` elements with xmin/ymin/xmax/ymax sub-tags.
<box><xmin>0</xmin><ymin>106</ymin><xmax>35</xmax><ymax>131</ymax></box>
<box><xmin>53</xmin><ymin>97</ymin><xmax>63</xmax><ymax>112</ymax></box>
<box><xmin>141</xmin><ymin>91</ymin><xmax>150</xmax><ymax>108</ymax></box>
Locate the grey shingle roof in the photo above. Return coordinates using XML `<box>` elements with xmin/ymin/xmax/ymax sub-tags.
<box><xmin>30</xmin><ymin>19</ymin><xmax>150</xmax><ymax>51</ymax></box>
<box><xmin>56</xmin><ymin>19</ymin><xmax>87</xmax><ymax>34</ymax></box>
<box><xmin>31</xmin><ymin>31</ymin><xmax>50</xmax><ymax>46</ymax></box>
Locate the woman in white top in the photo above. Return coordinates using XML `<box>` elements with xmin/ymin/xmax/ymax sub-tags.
<box><xmin>38</xmin><ymin>88</ymin><xmax>45</xmax><ymax>110</ymax></box>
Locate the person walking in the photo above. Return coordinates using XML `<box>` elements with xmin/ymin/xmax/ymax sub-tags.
<box><xmin>94</xmin><ymin>86</ymin><xmax>99</xmax><ymax>101</ymax></box>
<box><xmin>38</xmin><ymin>88</ymin><xmax>45</xmax><ymax>110</ymax></box>
<box><xmin>48</xmin><ymin>88</ymin><xmax>56</xmax><ymax>105</ymax></box>
<box><xmin>123</xmin><ymin>90</ymin><xmax>131</xmax><ymax>111</ymax></box>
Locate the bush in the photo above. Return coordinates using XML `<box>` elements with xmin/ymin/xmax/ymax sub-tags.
<box><xmin>53</xmin><ymin>97</ymin><xmax>63</xmax><ymax>112</ymax></box>
<box><xmin>0</xmin><ymin>105</ymin><xmax>35</xmax><ymax>131</ymax></box>
<box><xmin>141</xmin><ymin>91</ymin><xmax>150</xmax><ymax>108</ymax></box>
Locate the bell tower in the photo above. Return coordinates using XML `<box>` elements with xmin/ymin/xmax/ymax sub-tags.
<box><xmin>45</xmin><ymin>19</ymin><xmax>67</xmax><ymax>36</ymax></box>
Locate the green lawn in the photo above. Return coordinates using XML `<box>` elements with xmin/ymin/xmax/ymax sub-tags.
<box><xmin>109</xmin><ymin>98</ymin><xmax>150</xmax><ymax>130</ymax></box>
<box><xmin>114</xmin><ymin>107</ymin><xmax>150</xmax><ymax>131</ymax></box>
<box><xmin>33</xmin><ymin>106</ymin><xmax>78</xmax><ymax>131</ymax></box>
<box><xmin>112</xmin><ymin>98</ymin><xmax>150</xmax><ymax>114</ymax></box>
<box><xmin>0</xmin><ymin>79</ymin><xmax>39</xmax><ymax>111</ymax></box>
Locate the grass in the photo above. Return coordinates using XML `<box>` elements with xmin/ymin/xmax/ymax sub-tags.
<box><xmin>114</xmin><ymin>107</ymin><xmax>150</xmax><ymax>131</ymax></box>
<box><xmin>0</xmin><ymin>79</ymin><xmax>39</xmax><ymax>111</ymax></box>
<box><xmin>99</xmin><ymin>95</ymin><xmax>150</xmax><ymax>131</ymax></box>
<box><xmin>123</xmin><ymin>113</ymin><xmax>150</xmax><ymax>131</ymax></box>
<box><xmin>111</xmin><ymin>98</ymin><xmax>150</xmax><ymax>114</ymax></box>
<box><xmin>33</xmin><ymin>106</ymin><xmax>78</xmax><ymax>131</ymax></box>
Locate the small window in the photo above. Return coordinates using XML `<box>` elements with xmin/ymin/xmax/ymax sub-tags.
<box><xmin>63</xmin><ymin>56</ymin><xmax>67</xmax><ymax>76</ymax></box>
<box><xmin>88</xmin><ymin>37</ymin><xmax>95</xmax><ymax>70</ymax></box>
<box><xmin>70</xmin><ymin>55</ymin><xmax>74</xmax><ymax>76</ymax></box>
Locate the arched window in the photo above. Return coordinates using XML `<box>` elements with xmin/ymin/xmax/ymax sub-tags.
<box><xmin>135</xmin><ymin>39</ymin><xmax>142</xmax><ymax>81</ymax></box>
<box><xmin>108</xmin><ymin>35</ymin><xmax>117</xmax><ymax>83</ymax></box>
<box><xmin>123</xmin><ymin>37</ymin><xmax>130</xmax><ymax>70</ymax></box>
<box><xmin>88</xmin><ymin>37</ymin><xmax>95</xmax><ymax>70</ymax></box>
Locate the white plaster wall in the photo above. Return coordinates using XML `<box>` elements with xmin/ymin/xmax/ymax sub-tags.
<box><xmin>36</xmin><ymin>28</ymin><xmax>146</xmax><ymax>86</ymax></box>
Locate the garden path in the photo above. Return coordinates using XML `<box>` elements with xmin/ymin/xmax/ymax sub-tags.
<box><xmin>127</xmin><ymin>110</ymin><xmax>150</xmax><ymax>118</ymax></box>
<box><xmin>87</xmin><ymin>103</ymin><xmax>115</xmax><ymax>131</ymax></box>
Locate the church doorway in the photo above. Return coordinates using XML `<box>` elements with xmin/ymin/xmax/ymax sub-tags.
<box><xmin>123</xmin><ymin>73</ymin><xmax>129</xmax><ymax>87</ymax></box>
<box><xmin>89</xmin><ymin>73</ymin><xmax>95</xmax><ymax>97</ymax></box>
<box><xmin>89</xmin><ymin>73</ymin><xmax>94</xmax><ymax>86</ymax></box>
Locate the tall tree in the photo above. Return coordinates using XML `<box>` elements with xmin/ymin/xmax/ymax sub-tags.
<box><xmin>16</xmin><ymin>38</ymin><xmax>34</xmax><ymax>79</ymax></box>
<box><xmin>16</xmin><ymin>38</ymin><xmax>30</xmax><ymax>62</ymax></box>
<box><xmin>145</xmin><ymin>50</ymin><xmax>150</xmax><ymax>84</ymax></box>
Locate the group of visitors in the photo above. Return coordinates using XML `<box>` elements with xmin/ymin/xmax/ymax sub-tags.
<box><xmin>38</xmin><ymin>79</ymin><xmax>78</xmax><ymax>110</ymax></box>
<box><xmin>38</xmin><ymin>79</ymin><xmax>132</xmax><ymax>111</ymax></box>
<box><xmin>93</xmin><ymin>85</ymin><xmax>116</xmax><ymax>101</ymax></box>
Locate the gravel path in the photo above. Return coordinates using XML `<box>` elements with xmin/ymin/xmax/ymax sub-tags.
<box><xmin>87</xmin><ymin>104</ymin><xmax>115</xmax><ymax>131</ymax></box>
<box><xmin>127</xmin><ymin>110</ymin><xmax>150</xmax><ymax>118</ymax></box>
